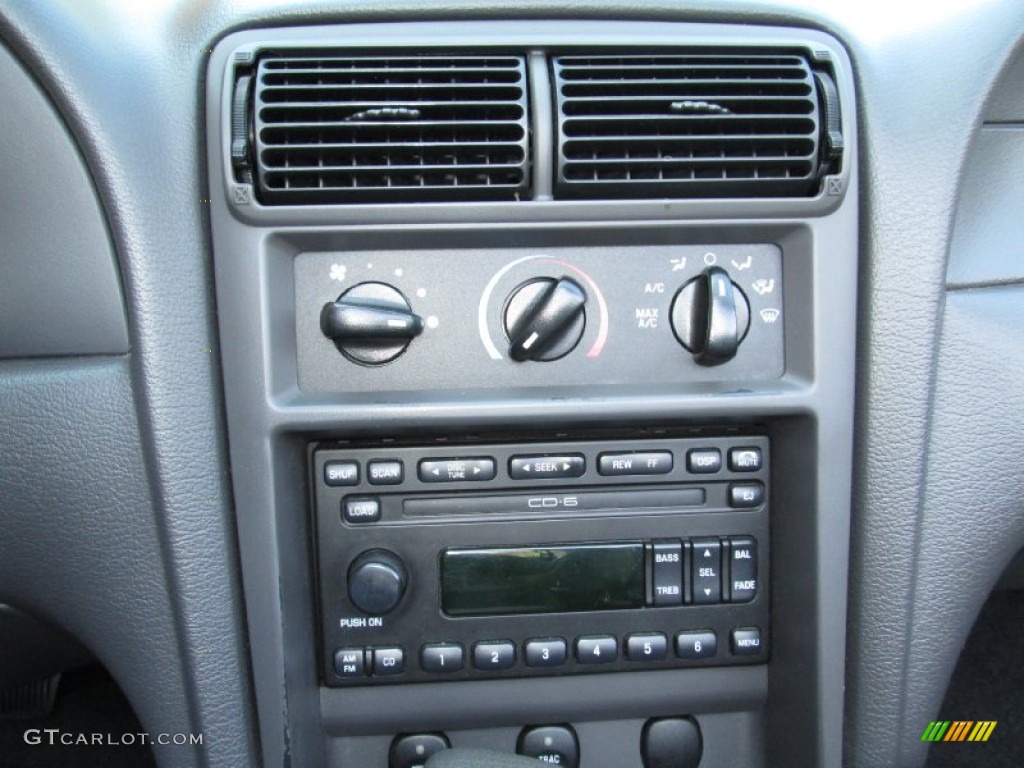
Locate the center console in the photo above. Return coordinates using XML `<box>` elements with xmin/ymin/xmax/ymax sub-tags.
<box><xmin>207</xmin><ymin>19</ymin><xmax>857</xmax><ymax>768</ymax></box>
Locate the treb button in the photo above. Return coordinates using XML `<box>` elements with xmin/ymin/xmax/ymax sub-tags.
<box><xmin>509</xmin><ymin>455</ymin><xmax>585</xmax><ymax>480</ymax></box>
<box><xmin>651</xmin><ymin>540</ymin><xmax>683</xmax><ymax>606</ymax></box>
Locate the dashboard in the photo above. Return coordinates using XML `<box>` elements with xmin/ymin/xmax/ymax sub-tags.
<box><xmin>0</xmin><ymin>2</ymin><xmax>1022</xmax><ymax>768</ymax></box>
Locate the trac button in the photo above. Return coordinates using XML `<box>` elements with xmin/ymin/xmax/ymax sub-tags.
<box><xmin>598</xmin><ymin>451</ymin><xmax>673</xmax><ymax>476</ymax></box>
<box><xmin>509</xmin><ymin>454</ymin><xmax>585</xmax><ymax>480</ymax></box>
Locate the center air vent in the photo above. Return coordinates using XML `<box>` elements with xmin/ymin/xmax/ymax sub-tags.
<box><xmin>251</xmin><ymin>53</ymin><xmax>530</xmax><ymax>204</ymax></box>
<box><xmin>552</xmin><ymin>52</ymin><xmax>841</xmax><ymax>199</ymax></box>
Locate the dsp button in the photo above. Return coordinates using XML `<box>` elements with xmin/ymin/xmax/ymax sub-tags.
<box><xmin>509</xmin><ymin>455</ymin><xmax>585</xmax><ymax>480</ymax></box>
<box><xmin>518</xmin><ymin>725</ymin><xmax>579</xmax><ymax>768</ymax></box>
<box><xmin>418</xmin><ymin>458</ymin><xmax>496</xmax><ymax>483</ymax></box>
<box><xmin>598</xmin><ymin>451</ymin><xmax>673</xmax><ymax>476</ymax></box>
<box><xmin>686</xmin><ymin>449</ymin><xmax>722</xmax><ymax>474</ymax></box>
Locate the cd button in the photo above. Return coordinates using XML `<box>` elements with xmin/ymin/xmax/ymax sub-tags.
<box><xmin>473</xmin><ymin>641</ymin><xmax>516</xmax><ymax>670</ymax></box>
<box><xmin>575</xmin><ymin>635</ymin><xmax>617</xmax><ymax>664</ymax></box>
<box><xmin>597</xmin><ymin>451</ymin><xmax>673</xmax><ymax>476</ymax></box>
<box><xmin>368</xmin><ymin>460</ymin><xmax>403</xmax><ymax>485</ymax></box>
<box><xmin>509</xmin><ymin>455</ymin><xmax>585</xmax><ymax>480</ymax></box>
<box><xmin>325</xmin><ymin>460</ymin><xmax>359</xmax><ymax>486</ymax></box>
<box><xmin>525</xmin><ymin>638</ymin><xmax>567</xmax><ymax>667</ymax></box>
<box><xmin>627</xmin><ymin>633</ymin><xmax>668</xmax><ymax>662</ymax></box>
<box><xmin>372</xmin><ymin>647</ymin><xmax>405</xmax><ymax>676</ymax></box>
<box><xmin>418</xmin><ymin>458</ymin><xmax>496</xmax><ymax>483</ymax></box>
<box><xmin>420</xmin><ymin>644</ymin><xmax>464</xmax><ymax>673</ymax></box>
<box><xmin>675</xmin><ymin>630</ymin><xmax>717</xmax><ymax>660</ymax></box>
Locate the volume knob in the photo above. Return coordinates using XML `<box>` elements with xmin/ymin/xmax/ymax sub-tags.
<box><xmin>347</xmin><ymin>549</ymin><xmax>407</xmax><ymax>615</ymax></box>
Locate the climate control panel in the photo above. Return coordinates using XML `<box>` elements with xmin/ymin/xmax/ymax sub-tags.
<box><xmin>294</xmin><ymin>244</ymin><xmax>785</xmax><ymax>393</ymax></box>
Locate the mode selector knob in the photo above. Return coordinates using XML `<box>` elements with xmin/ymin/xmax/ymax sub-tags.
<box><xmin>670</xmin><ymin>266</ymin><xmax>751</xmax><ymax>366</ymax></box>
<box><xmin>503</xmin><ymin>277</ymin><xmax>587</xmax><ymax>362</ymax></box>
<box><xmin>347</xmin><ymin>549</ymin><xmax>407</xmax><ymax>615</ymax></box>
<box><xmin>321</xmin><ymin>282</ymin><xmax>423</xmax><ymax>366</ymax></box>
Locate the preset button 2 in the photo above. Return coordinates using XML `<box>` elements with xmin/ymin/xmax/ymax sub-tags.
<box><xmin>473</xmin><ymin>641</ymin><xmax>516</xmax><ymax>671</ymax></box>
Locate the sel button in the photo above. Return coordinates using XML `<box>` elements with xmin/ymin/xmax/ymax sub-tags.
<box><xmin>692</xmin><ymin>539</ymin><xmax>721</xmax><ymax>604</ymax></box>
<box><xmin>509</xmin><ymin>455</ymin><xmax>585</xmax><ymax>480</ymax></box>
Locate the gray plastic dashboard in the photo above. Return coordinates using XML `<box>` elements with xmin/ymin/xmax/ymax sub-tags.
<box><xmin>0</xmin><ymin>2</ymin><xmax>1020</xmax><ymax>768</ymax></box>
<box><xmin>208</xmin><ymin>19</ymin><xmax>857</xmax><ymax>768</ymax></box>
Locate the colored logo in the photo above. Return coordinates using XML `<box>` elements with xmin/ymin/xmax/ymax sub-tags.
<box><xmin>921</xmin><ymin>721</ymin><xmax>997</xmax><ymax>742</ymax></box>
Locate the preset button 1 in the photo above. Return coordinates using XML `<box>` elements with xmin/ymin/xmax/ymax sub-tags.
<box><xmin>420</xmin><ymin>644</ymin><xmax>464</xmax><ymax>673</ymax></box>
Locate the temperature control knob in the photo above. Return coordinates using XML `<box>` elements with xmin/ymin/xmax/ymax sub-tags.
<box><xmin>670</xmin><ymin>266</ymin><xmax>751</xmax><ymax>366</ymax></box>
<box><xmin>503</xmin><ymin>277</ymin><xmax>587</xmax><ymax>362</ymax></box>
<box><xmin>347</xmin><ymin>549</ymin><xmax>407</xmax><ymax>615</ymax></box>
<box><xmin>320</xmin><ymin>282</ymin><xmax>423</xmax><ymax>366</ymax></box>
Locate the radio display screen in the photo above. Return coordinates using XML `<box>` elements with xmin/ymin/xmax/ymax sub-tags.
<box><xmin>441</xmin><ymin>542</ymin><xmax>645</xmax><ymax>616</ymax></box>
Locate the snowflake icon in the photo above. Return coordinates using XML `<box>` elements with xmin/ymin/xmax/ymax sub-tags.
<box><xmin>329</xmin><ymin>264</ymin><xmax>347</xmax><ymax>282</ymax></box>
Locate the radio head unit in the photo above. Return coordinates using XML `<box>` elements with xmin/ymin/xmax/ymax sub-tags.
<box><xmin>313</xmin><ymin>435</ymin><xmax>770</xmax><ymax>687</ymax></box>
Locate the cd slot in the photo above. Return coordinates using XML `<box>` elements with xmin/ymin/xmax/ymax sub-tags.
<box><xmin>402</xmin><ymin>486</ymin><xmax>705</xmax><ymax>520</ymax></box>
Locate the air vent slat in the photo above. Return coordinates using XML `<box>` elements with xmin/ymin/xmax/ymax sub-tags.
<box><xmin>553</xmin><ymin>50</ymin><xmax>835</xmax><ymax>199</ymax></box>
<box><xmin>253</xmin><ymin>52</ymin><xmax>530</xmax><ymax>204</ymax></box>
